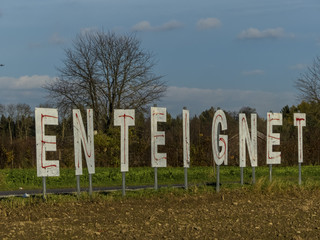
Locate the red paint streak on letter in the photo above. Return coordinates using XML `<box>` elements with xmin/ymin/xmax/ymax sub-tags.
<box><xmin>119</xmin><ymin>114</ymin><xmax>134</xmax><ymax>165</ymax></box>
<box><xmin>152</xmin><ymin>110</ymin><xmax>167</xmax><ymax>162</ymax></box>
<box><xmin>75</xmin><ymin>112</ymin><xmax>93</xmax><ymax>168</ymax></box>
<box><xmin>213</xmin><ymin>114</ymin><xmax>226</xmax><ymax>160</ymax></box>
<box><xmin>296</xmin><ymin>117</ymin><xmax>305</xmax><ymax>161</ymax></box>
<box><xmin>41</xmin><ymin>114</ymin><xmax>58</xmax><ymax>169</ymax></box>
<box><xmin>241</xmin><ymin>116</ymin><xmax>255</xmax><ymax>161</ymax></box>
<box><xmin>267</xmin><ymin>114</ymin><xmax>281</xmax><ymax>160</ymax></box>
<box><xmin>185</xmin><ymin>112</ymin><xmax>189</xmax><ymax>165</ymax></box>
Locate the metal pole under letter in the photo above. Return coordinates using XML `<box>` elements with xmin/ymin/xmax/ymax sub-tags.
<box><xmin>252</xmin><ymin>167</ymin><xmax>256</xmax><ymax>184</ymax></box>
<box><xmin>122</xmin><ymin>172</ymin><xmax>126</xmax><ymax>196</ymax></box>
<box><xmin>184</xmin><ymin>167</ymin><xmax>188</xmax><ymax>190</ymax></box>
<box><xmin>42</xmin><ymin>177</ymin><xmax>46</xmax><ymax>200</ymax></box>
<box><xmin>154</xmin><ymin>167</ymin><xmax>158</xmax><ymax>190</ymax></box>
<box><xmin>216</xmin><ymin>123</ymin><xmax>221</xmax><ymax>193</ymax></box>
<box><xmin>299</xmin><ymin>163</ymin><xmax>302</xmax><ymax>185</ymax></box>
<box><xmin>89</xmin><ymin>174</ymin><xmax>93</xmax><ymax>196</ymax></box>
<box><xmin>216</xmin><ymin>165</ymin><xmax>220</xmax><ymax>192</ymax></box>
<box><xmin>240</xmin><ymin>167</ymin><xmax>244</xmax><ymax>185</ymax></box>
<box><xmin>269</xmin><ymin>164</ymin><xmax>272</xmax><ymax>182</ymax></box>
<box><xmin>76</xmin><ymin>175</ymin><xmax>81</xmax><ymax>196</ymax></box>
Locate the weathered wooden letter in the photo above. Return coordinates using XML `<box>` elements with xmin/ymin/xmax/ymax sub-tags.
<box><xmin>151</xmin><ymin>107</ymin><xmax>167</xmax><ymax>168</ymax></box>
<box><xmin>35</xmin><ymin>108</ymin><xmax>60</xmax><ymax>177</ymax></box>
<box><xmin>294</xmin><ymin>113</ymin><xmax>306</xmax><ymax>163</ymax></box>
<box><xmin>212</xmin><ymin>109</ymin><xmax>228</xmax><ymax>166</ymax></box>
<box><xmin>114</xmin><ymin>109</ymin><xmax>135</xmax><ymax>172</ymax></box>
<box><xmin>267</xmin><ymin>112</ymin><xmax>282</xmax><ymax>164</ymax></box>
<box><xmin>73</xmin><ymin>109</ymin><xmax>95</xmax><ymax>175</ymax></box>
<box><xmin>239</xmin><ymin>113</ymin><xmax>257</xmax><ymax>167</ymax></box>
<box><xmin>183</xmin><ymin>109</ymin><xmax>190</xmax><ymax>168</ymax></box>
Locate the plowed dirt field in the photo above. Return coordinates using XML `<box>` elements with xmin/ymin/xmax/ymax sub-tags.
<box><xmin>0</xmin><ymin>189</ymin><xmax>320</xmax><ymax>239</ymax></box>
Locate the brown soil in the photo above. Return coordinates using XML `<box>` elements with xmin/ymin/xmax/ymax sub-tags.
<box><xmin>0</xmin><ymin>189</ymin><xmax>320</xmax><ymax>239</ymax></box>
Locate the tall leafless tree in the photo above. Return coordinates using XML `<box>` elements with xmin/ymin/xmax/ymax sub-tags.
<box><xmin>295</xmin><ymin>56</ymin><xmax>320</xmax><ymax>103</ymax></box>
<box><xmin>16</xmin><ymin>103</ymin><xmax>32</xmax><ymax>140</ymax></box>
<box><xmin>44</xmin><ymin>31</ymin><xmax>166</xmax><ymax>132</ymax></box>
<box><xmin>6</xmin><ymin>104</ymin><xmax>16</xmax><ymax>145</ymax></box>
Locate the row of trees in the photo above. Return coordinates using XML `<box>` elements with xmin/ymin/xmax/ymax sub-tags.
<box><xmin>0</xmin><ymin>102</ymin><xmax>320</xmax><ymax>169</ymax></box>
<box><xmin>2</xmin><ymin>30</ymin><xmax>320</xmax><ymax>169</ymax></box>
<box><xmin>0</xmin><ymin>103</ymin><xmax>34</xmax><ymax>168</ymax></box>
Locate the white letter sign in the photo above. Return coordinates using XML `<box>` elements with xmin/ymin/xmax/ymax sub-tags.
<box><xmin>294</xmin><ymin>113</ymin><xmax>306</xmax><ymax>163</ymax></box>
<box><xmin>239</xmin><ymin>113</ymin><xmax>257</xmax><ymax>167</ymax></box>
<box><xmin>35</xmin><ymin>108</ymin><xmax>60</xmax><ymax>177</ymax></box>
<box><xmin>151</xmin><ymin>107</ymin><xmax>167</xmax><ymax>168</ymax></box>
<box><xmin>212</xmin><ymin>110</ymin><xmax>228</xmax><ymax>166</ymax></box>
<box><xmin>73</xmin><ymin>109</ymin><xmax>95</xmax><ymax>175</ymax></box>
<box><xmin>267</xmin><ymin>112</ymin><xmax>282</xmax><ymax>164</ymax></box>
<box><xmin>114</xmin><ymin>109</ymin><xmax>135</xmax><ymax>172</ymax></box>
<box><xmin>183</xmin><ymin>109</ymin><xmax>190</xmax><ymax>168</ymax></box>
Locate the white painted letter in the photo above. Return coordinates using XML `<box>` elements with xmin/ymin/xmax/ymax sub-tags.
<box><xmin>294</xmin><ymin>113</ymin><xmax>306</xmax><ymax>163</ymax></box>
<box><xmin>212</xmin><ymin>110</ymin><xmax>228</xmax><ymax>166</ymax></box>
<box><xmin>114</xmin><ymin>109</ymin><xmax>135</xmax><ymax>172</ymax></box>
<box><xmin>183</xmin><ymin>109</ymin><xmax>190</xmax><ymax>168</ymax></box>
<box><xmin>73</xmin><ymin>109</ymin><xmax>95</xmax><ymax>175</ymax></box>
<box><xmin>35</xmin><ymin>108</ymin><xmax>59</xmax><ymax>177</ymax></box>
<box><xmin>267</xmin><ymin>112</ymin><xmax>282</xmax><ymax>164</ymax></box>
<box><xmin>151</xmin><ymin>107</ymin><xmax>167</xmax><ymax>167</ymax></box>
<box><xmin>239</xmin><ymin>113</ymin><xmax>257</xmax><ymax>167</ymax></box>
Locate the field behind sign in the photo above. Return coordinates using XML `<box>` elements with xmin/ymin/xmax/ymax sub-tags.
<box><xmin>0</xmin><ymin>166</ymin><xmax>320</xmax><ymax>192</ymax></box>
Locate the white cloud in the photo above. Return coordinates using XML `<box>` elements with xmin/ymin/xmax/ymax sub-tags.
<box><xmin>0</xmin><ymin>75</ymin><xmax>53</xmax><ymax>106</ymax></box>
<box><xmin>49</xmin><ymin>33</ymin><xmax>65</xmax><ymax>45</ymax></box>
<box><xmin>241</xmin><ymin>70</ymin><xmax>264</xmax><ymax>76</ymax></box>
<box><xmin>237</xmin><ymin>27</ymin><xmax>293</xmax><ymax>40</ymax></box>
<box><xmin>289</xmin><ymin>64</ymin><xmax>307</xmax><ymax>70</ymax></box>
<box><xmin>157</xmin><ymin>86</ymin><xmax>296</xmax><ymax>117</ymax></box>
<box><xmin>197</xmin><ymin>18</ymin><xmax>221</xmax><ymax>30</ymax></box>
<box><xmin>80</xmin><ymin>27</ymin><xmax>99</xmax><ymax>35</ymax></box>
<box><xmin>132</xmin><ymin>21</ymin><xmax>152</xmax><ymax>32</ymax></box>
<box><xmin>132</xmin><ymin>20</ymin><xmax>183</xmax><ymax>32</ymax></box>
<box><xmin>160</xmin><ymin>20</ymin><xmax>183</xmax><ymax>31</ymax></box>
<box><xmin>0</xmin><ymin>75</ymin><xmax>54</xmax><ymax>89</ymax></box>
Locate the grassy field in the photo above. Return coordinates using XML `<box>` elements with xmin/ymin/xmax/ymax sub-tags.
<box><xmin>1</xmin><ymin>166</ymin><xmax>320</xmax><ymax>239</ymax></box>
<box><xmin>0</xmin><ymin>165</ymin><xmax>319</xmax><ymax>191</ymax></box>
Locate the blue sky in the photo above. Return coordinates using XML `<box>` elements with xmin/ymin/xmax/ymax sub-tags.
<box><xmin>0</xmin><ymin>0</ymin><xmax>320</xmax><ymax>117</ymax></box>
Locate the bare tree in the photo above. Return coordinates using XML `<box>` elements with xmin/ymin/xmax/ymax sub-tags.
<box><xmin>295</xmin><ymin>56</ymin><xmax>320</xmax><ymax>103</ymax></box>
<box><xmin>44</xmin><ymin>31</ymin><xmax>167</xmax><ymax>132</ymax></box>
<box><xmin>16</xmin><ymin>103</ymin><xmax>32</xmax><ymax>140</ymax></box>
<box><xmin>6</xmin><ymin>104</ymin><xmax>16</xmax><ymax>145</ymax></box>
<box><xmin>0</xmin><ymin>104</ymin><xmax>5</xmax><ymax>116</ymax></box>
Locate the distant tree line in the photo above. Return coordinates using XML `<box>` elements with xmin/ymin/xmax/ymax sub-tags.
<box><xmin>1</xmin><ymin>32</ymin><xmax>318</xmax><ymax>169</ymax></box>
<box><xmin>0</xmin><ymin>102</ymin><xmax>319</xmax><ymax>169</ymax></box>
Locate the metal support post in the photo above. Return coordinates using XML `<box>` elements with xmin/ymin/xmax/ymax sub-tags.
<box><xmin>298</xmin><ymin>163</ymin><xmax>302</xmax><ymax>185</ymax></box>
<box><xmin>76</xmin><ymin>175</ymin><xmax>80</xmax><ymax>196</ymax></box>
<box><xmin>89</xmin><ymin>174</ymin><xmax>93</xmax><ymax>196</ymax></box>
<box><xmin>122</xmin><ymin>172</ymin><xmax>126</xmax><ymax>196</ymax></box>
<box><xmin>240</xmin><ymin>167</ymin><xmax>244</xmax><ymax>185</ymax></box>
<box><xmin>216</xmin><ymin>165</ymin><xmax>220</xmax><ymax>192</ymax></box>
<box><xmin>269</xmin><ymin>164</ymin><xmax>272</xmax><ymax>182</ymax></box>
<box><xmin>184</xmin><ymin>167</ymin><xmax>188</xmax><ymax>190</ymax></box>
<box><xmin>42</xmin><ymin>177</ymin><xmax>47</xmax><ymax>200</ymax></box>
<box><xmin>154</xmin><ymin>167</ymin><xmax>158</xmax><ymax>190</ymax></box>
<box><xmin>252</xmin><ymin>167</ymin><xmax>256</xmax><ymax>185</ymax></box>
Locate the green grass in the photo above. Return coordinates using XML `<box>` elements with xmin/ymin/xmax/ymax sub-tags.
<box><xmin>0</xmin><ymin>165</ymin><xmax>320</xmax><ymax>192</ymax></box>
<box><xmin>1</xmin><ymin>165</ymin><xmax>320</xmax><ymax>207</ymax></box>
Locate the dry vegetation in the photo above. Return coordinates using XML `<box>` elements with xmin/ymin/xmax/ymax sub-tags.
<box><xmin>0</xmin><ymin>187</ymin><xmax>320</xmax><ymax>239</ymax></box>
